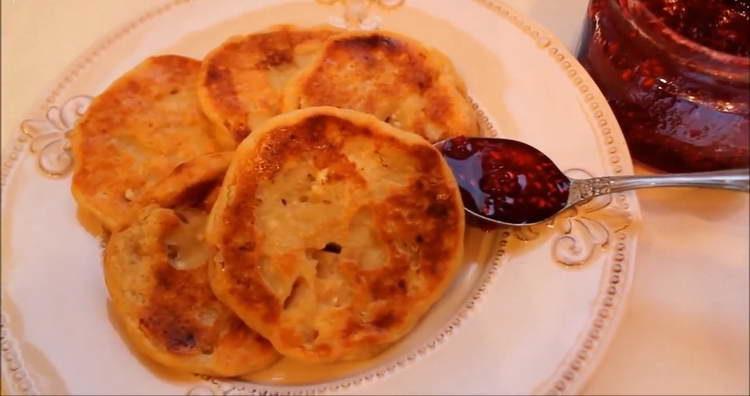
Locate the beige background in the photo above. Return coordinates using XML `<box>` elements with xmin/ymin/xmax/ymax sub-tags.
<box><xmin>2</xmin><ymin>0</ymin><xmax>748</xmax><ymax>394</ymax></box>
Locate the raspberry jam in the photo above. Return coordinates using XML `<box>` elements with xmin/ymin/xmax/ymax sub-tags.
<box><xmin>647</xmin><ymin>0</ymin><xmax>750</xmax><ymax>57</ymax></box>
<box><xmin>579</xmin><ymin>0</ymin><xmax>750</xmax><ymax>172</ymax></box>
<box><xmin>439</xmin><ymin>136</ymin><xmax>571</xmax><ymax>225</ymax></box>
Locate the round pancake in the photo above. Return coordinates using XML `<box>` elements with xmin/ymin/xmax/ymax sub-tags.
<box><xmin>282</xmin><ymin>31</ymin><xmax>480</xmax><ymax>143</ymax></box>
<box><xmin>205</xmin><ymin>107</ymin><xmax>465</xmax><ymax>363</ymax></box>
<box><xmin>71</xmin><ymin>55</ymin><xmax>228</xmax><ymax>232</ymax></box>
<box><xmin>198</xmin><ymin>25</ymin><xmax>338</xmax><ymax>146</ymax></box>
<box><xmin>104</xmin><ymin>154</ymin><xmax>279</xmax><ymax>377</ymax></box>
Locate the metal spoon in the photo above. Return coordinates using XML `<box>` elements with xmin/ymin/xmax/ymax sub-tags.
<box><xmin>435</xmin><ymin>136</ymin><xmax>750</xmax><ymax>227</ymax></box>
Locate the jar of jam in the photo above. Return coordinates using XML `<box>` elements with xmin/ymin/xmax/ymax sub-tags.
<box><xmin>578</xmin><ymin>0</ymin><xmax>750</xmax><ymax>172</ymax></box>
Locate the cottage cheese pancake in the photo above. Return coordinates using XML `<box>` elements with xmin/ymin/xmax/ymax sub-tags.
<box><xmin>71</xmin><ymin>55</ymin><xmax>227</xmax><ymax>232</ymax></box>
<box><xmin>206</xmin><ymin>107</ymin><xmax>465</xmax><ymax>363</ymax></box>
<box><xmin>198</xmin><ymin>25</ymin><xmax>338</xmax><ymax>146</ymax></box>
<box><xmin>104</xmin><ymin>154</ymin><xmax>279</xmax><ymax>376</ymax></box>
<box><xmin>283</xmin><ymin>31</ymin><xmax>480</xmax><ymax>143</ymax></box>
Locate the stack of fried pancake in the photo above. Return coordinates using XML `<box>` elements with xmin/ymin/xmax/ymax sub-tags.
<box><xmin>72</xmin><ymin>25</ymin><xmax>477</xmax><ymax>377</ymax></box>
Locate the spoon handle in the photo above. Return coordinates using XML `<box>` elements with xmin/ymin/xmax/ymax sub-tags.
<box><xmin>568</xmin><ymin>168</ymin><xmax>750</xmax><ymax>204</ymax></box>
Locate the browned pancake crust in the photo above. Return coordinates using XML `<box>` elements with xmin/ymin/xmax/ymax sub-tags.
<box><xmin>104</xmin><ymin>154</ymin><xmax>279</xmax><ymax>376</ymax></box>
<box><xmin>206</xmin><ymin>107</ymin><xmax>464</xmax><ymax>363</ymax></box>
<box><xmin>283</xmin><ymin>31</ymin><xmax>479</xmax><ymax>142</ymax></box>
<box><xmin>71</xmin><ymin>55</ymin><xmax>228</xmax><ymax>232</ymax></box>
<box><xmin>140</xmin><ymin>151</ymin><xmax>233</xmax><ymax>209</ymax></box>
<box><xmin>198</xmin><ymin>25</ymin><xmax>338</xmax><ymax>145</ymax></box>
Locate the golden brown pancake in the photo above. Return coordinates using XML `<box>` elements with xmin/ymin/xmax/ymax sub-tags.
<box><xmin>206</xmin><ymin>107</ymin><xmax>465</xmax><ymax>363</ymax></box>
<box><xmin>104</xmin><ymin>154</ymin><xmax>279</xmax><ymax>377</ymax></box>
<box><xmin>71</xmin><ymin>55</ymin><xmax>229</xmax><ymax>232</ymax></box>
<box><xmin>283</xmin><ymin>31</ymin><xmax>480</xmax><ymax>143</ymax></box>
<box><xmin>141</xmin><ymin>151</ymin><xmax>233</xmax><ymax>209</ymax></box>
<box><xmin>198</xmin><ymin>25</ymin><xmax>339</xmax><ymax>146</ymax></box>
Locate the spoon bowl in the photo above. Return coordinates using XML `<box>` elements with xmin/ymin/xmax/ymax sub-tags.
<box><xmin>435</xmin><ymin>136</ymin><xmax>750</xmax><ymax>228</ymax></box>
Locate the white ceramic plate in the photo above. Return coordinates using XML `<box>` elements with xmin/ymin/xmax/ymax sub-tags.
<box><xmin>0</xmin><ymin>0</ymin><xmax>641</xmax><ymax>394</ymax></box>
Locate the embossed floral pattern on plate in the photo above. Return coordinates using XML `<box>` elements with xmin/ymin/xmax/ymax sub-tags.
<box><xmin>20</xmin><ymin>96</ymin><xmax>92</xmax><ymax>178</ymax></box>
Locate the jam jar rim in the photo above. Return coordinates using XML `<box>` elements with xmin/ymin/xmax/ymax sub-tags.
<box><xmin>614</xmin><ymin>0</ymin><xmax>750</xmax><ymax>82</ymax></box>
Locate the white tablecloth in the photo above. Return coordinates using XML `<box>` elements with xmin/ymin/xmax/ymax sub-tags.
<box><xmin>2</xmin><ymin>1</ymin><xmax>748</xmax><ymax>394</ymax></box>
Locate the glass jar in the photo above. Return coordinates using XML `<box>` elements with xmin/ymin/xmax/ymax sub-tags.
<box><xmin>578</xmin><ymin>0</ymin><xmax>749</xmax><ymax>172</ymax></box>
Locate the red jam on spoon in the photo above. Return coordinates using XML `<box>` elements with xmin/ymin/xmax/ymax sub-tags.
<box><xmin>439</xmin><ymin>136</ymin><xmax>571</xmax><ymax>225</ymax></box>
